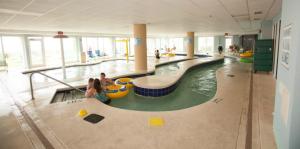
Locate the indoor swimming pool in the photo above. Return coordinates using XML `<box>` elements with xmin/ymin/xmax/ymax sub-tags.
<box><xmin>109</xmin><ymin>59</ymin><xmax>230</xmax><ymax>111</ymax></box>
<box><xmin>51</xmin><ymin>58</ymin><xmax>234</xmax><ymax>111</ymax></box>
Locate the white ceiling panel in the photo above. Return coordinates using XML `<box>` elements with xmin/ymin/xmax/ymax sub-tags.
<box><xmin>0</xmin><ymin>0</ymin><xmax>282</xmax><ymax>35</ymax></box>
<box><xmin>23</xmin><ymin>0</ymin><xmax>72</xmax><ymax>13</ymax></box>
<box><xmin>0</xmin><ymin>0</ymin><xmax>31</xmax><ymax>10</ymax></box>
<box><xmin>219</xmin><ymin>0</ymin><xmax>248</xmax><ymax>16</ymax></box>
<box><xmin>265</xmin><ymin>0</ymin><xmax>282</xmax><ymax>20</ymax></box>
<box><xmin>0</xmin><ymin>13</ymin><xmax>13</xmax><ymax>23</ymax></box>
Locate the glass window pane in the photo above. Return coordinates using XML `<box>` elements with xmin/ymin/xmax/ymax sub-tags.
<box><xmin>97</xmin><ymin>38</ymin><xmax>104</xmax><ymax>56</ymax></box>
<box><xmin>44</xmin><ymin>37</ymin><xmax>61</xmax><ymax>67</ymax></box>
<box><xmin>1</xmin><ymin>36</ymin><xmax>25</xmax><ymax>69</ymax></box>
<box><xmin>63</xmin><ymin>38</ymin><xmax>78</xmax><ymax>64</ymax></box>
<box><xmin>198</xmin><ymin>37</ymin><xmax>214</xmax><ymax>54</ymax></box>
<box><xmin>129</xmin><ymin>38</ymin><xmax>134</xmax><ymax>56</ymax></box>
<box><xmin>225</xmin><ymin>38</ymin><xmax>232</xmax><ymax>51</ymax></box>
<box><xmin>28</xmin><ymin>37</ymin><xmax>43</xmax><ymax>67</ymax></box>
<box><xmin>0</xmin><ymin>37</ymin><xmax>6</xmax><ymax>66</ymax></box>
<box><xmin>115</xmin><ymin>38</ymin><xmax>128</xmax><ymax>57</ymax></box>
<box><xmin>82</xmin><ymin>37</ymin><xmax>97</xmax><ymax>59</ymax></box>
<box><xmin>103</xmin><ymin>38</ymin><xmax>113</xmax><ymax>56</ymax></box>
<box><xmin>147</xmin><ymin>38</ymin><xmax>155</xmax><ymax>56</ymax></box>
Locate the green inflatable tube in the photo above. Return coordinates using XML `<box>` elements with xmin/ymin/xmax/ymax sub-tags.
<box><xmin>240</xmin><ymin>58</ymin><xmax>253</xmax><ymax>63</ymax></box>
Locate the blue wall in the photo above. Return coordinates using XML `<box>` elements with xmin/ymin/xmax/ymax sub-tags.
<box><xmin>274</xmin><ymin>0</ymin><xmax>300</xmax><ymax>148</ymax></box>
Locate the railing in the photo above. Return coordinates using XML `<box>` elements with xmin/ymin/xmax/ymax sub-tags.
<box><xmin>26</xmin><ymin>72</ymin><xmax>85</xmax><ymax>100</ymax></box>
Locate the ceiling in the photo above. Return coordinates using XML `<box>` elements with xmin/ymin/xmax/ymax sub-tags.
<box><xmin>0</xmin><ymin>0</ymin><xmax>282</xmax><ymax>36</ymax></box>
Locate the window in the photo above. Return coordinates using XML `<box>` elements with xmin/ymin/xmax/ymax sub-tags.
<box><xmin>198</xmin><ymin>37</ymin><xmax>214</xmax><ymax>54</ymax></box>
<box><xmin>129</xmin><ymin>38</ymin><xmax>134</xmax><ymax>56</ymax></box>
<box><xmin>28</xmin><ymin>37</ymin><xmax>44</xmax><ymax>67</ymax></box>
<box><xmin>82</xmin><ymin>37</ymin><xmax>113</xmax><ymax>59</ymax></box>
<box><xmin>147</xmin><ymin>38</ymin><xmax>156</xmax><ymax>56</ymax></box>
<box><xmin>115</xmin><ymin>37</ymin><xmax>128</xmax><ymax>57</ymax></box>
<box><xmin>82</xmin><ymin>37</ymin><xmax>97</xmax><ymax>59</ymax></box>
<box><xmin>155</xmin><ymin>38</ymin><xmax>161</xmax><ymax>50</ymax></box>
<box><xmin>102</xmin><ymin>38</ymin><xmax>113</xmax><ymax>56</ymax></box>
<box><xmin>170</xmin><ymin>38</ymin><xmax>184</xmax><ymax>52</ymax></box>
<box><xmin>225</xmin><ymin>38</ymin><xmax>232</xmax><ymax>51</ymax></box>
<box><xmin>63</xmin><ymin>37</ymin><xmax>79</xmax><ymax>64</ymax></box>
<box><xmin>1</xmin><ymin>36</ymin><xmax>25</xmax><ymax>69</ymax></box>
<box><xmin>0</xmin><ymin>37</ymin><xmax>5</xmax><ymax>66</ymax></box>
<box><xmin>44</xmin><ymin>37</ymin><xmax>61</xmax><ymax>67</ymax></box>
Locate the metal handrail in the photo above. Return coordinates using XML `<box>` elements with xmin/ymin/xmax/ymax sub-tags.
<box><xmin>28</xmin><ymin>72</ymin><xmax>85</xmax><ymax>100</ymax></box>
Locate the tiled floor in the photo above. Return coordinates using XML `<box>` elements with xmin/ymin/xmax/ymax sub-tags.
<box><xmin>252</xmin><ymin>73</ymin><xmax>277</xmax><ymax>149</ymax></box>
<box><xmin>0</xmin><ymin>81</ymin><xmax>36</xmax><ymax>149</ymax></box>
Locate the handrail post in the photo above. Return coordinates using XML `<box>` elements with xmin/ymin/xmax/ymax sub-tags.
<box><xmin>29</xmin><ymin>73</ymin><xmax>35</xmax><ymax>100</ymax></box>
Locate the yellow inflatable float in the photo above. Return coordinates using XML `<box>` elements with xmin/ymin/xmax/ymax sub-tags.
<box><xmin>105</xmin><ymin>85</ymin><xmax>129</xmax><ymax>99</ymax></box>
<box><xmin>162</xmin><ymin>53</ymin><xmax>176</xmax><ymax>57</ymax></box>
<box><xmin>115</xmin><ymin>78</ymin><xmax>133</xmax><ymax>89</ymax></box>
<box><xmin>240</xmin><ymin>51</ymin><xmax>253</xmax><ymax>58</ymax></box>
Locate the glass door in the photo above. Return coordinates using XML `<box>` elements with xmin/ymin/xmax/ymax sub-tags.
<box><xmin>28</xmin><ymin>37</ymin><xmax>45</xmax><ymax>68</ymax></box>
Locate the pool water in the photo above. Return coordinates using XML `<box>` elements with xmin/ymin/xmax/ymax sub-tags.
<box><xmin>109</xmin><ymin>58</ymin><xmax>234</xmax><ymax>111</ymax></box>
<box><xmin>155</xmin><ymin>63</ymin><xmax>180</xmax><ymax>75</ymax></box>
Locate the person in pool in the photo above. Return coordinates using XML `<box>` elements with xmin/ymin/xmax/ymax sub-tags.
<box><xmin>100</xmin><ymin>72</ymin><xmax>113</xmax><ymax>87</ymax></box>
<box><xmin>93</xmin><ymin>78</ymin><xmax>111</xmax><ymax>104</ymax></box>
<box><xmin>155</xmin><ymin>49</ymin><xmax>160</xmax><ymax>59</ymax></box>
<box><xmin>85</xmin><ymin>78</ymin><xmax>96</xmax><ymax>98</ymax></box>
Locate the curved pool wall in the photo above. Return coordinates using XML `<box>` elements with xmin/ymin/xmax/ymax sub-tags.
<box><xmin>133</xmin><ymin>58</ymin><xmax>224</xmax><ymax>97</ymax></box>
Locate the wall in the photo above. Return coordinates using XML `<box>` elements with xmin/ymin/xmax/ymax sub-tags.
<box><xmin>274</xmin><ymin>0</ymin><xmax>300</xmax><ymax>148</ymax></box>
<box><xmin>259</xmin><ymin>20</ymin><xmax>273</xmax><ymax>39</ymax></box>
<box><xmin>232</xmin><ymin>35</ymin><xmax>240</xmax><ymax>46</ymax></box>
<box><xmin>214</xmin><ymin>36</ymin><xmax>225</xmax><ymax>52</ymax></box>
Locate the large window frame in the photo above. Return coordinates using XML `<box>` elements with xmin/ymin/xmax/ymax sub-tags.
<box><xmin>198</xmin><ymin>37</ymin><xmax>214</xmax><ymax>54</ymax></box>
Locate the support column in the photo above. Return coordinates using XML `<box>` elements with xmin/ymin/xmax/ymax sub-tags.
<box><xmin>133</xmin><ymin>24</ymin><xmax>147</xmax><ymax>71</ymax></box>
<box><xmin>186</xmin><ymin>32</ymin><xmax>195</xmax><ymax>58</ymax></box>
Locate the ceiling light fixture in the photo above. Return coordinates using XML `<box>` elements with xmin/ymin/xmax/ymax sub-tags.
<box><xmin>53</xmin><ymin>31</ymin><xmax>68</xmax><ymax>38</ymax></box>
<box><xmin>224</xmin><ymin>33</ymin><xmax>232</xmax><ymax>38</ymax></box>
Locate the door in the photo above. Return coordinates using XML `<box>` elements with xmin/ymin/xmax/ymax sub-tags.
<box><xmin>28</xmin><ymin>37</ymin><xmax>45</xmax><ymax>68</ymax></box>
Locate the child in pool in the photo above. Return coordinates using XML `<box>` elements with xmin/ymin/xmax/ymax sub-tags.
<box><xmin>85</xmin><ymin>78</ymin><xmax>96</xmax><ymax>98</ymax></box>
<box><xmin>155</xmin><ymin>49</ymin><xmax>160</xmax><ymax>59</ymax></box>
<box><xmin>93</xmin><ymin>78</ymin><xmax>111</xmax><ymax>104</ymax></box>
<box><xmin>100</xmin><ymin>72</ymin><xmax>114</xmax><ymax>87</ymax></box>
